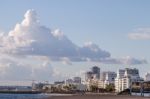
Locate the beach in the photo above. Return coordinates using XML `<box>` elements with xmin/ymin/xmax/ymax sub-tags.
<box><xmin>49</xmin><ymin>94</ymin><xmax>150</xmax><ymax>99</ymax></box>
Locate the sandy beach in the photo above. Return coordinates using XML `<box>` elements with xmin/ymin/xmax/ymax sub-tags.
<box><xmin>48</xmin><ymin>94</ymin><xmax>150</xmax><ymax>99</ymax></box>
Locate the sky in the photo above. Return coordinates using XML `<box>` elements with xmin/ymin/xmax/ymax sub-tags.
<box><xmin>0</xmin><ymin>0</ymin><xmax>150</xmax><ymax>84</ymax></box>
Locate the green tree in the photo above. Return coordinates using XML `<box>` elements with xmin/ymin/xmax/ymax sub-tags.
<box><xmin>90</xmin><ymin>85</ymin><xmax>98</xmax><ymax>92</ymax></box>
<box><xmin>105</xmin><ymin>84</ymin><xmax>115</xmax><ymax>92</ymax></box>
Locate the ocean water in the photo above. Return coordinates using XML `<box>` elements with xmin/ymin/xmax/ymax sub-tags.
<box><xmin>0</xmin><ymin>93</ymin><xmax>50</xmax><ymax>99</ymax></box>
<box><xmin>131</xmin><ymin>93</ymin><xmax>150</xmax><ymax>97</ymax></box>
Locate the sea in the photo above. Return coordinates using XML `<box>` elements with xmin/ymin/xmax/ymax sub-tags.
<box><xmin>0</xmin><ymin>93</ymin><xmax>150</xmax><ymax>99</ymax></box>
<box><xmin>131</xmin><ymin>93</ymin><xmax>150</xmax><ymax>97</ymax></box>
<box><xmin>0</xmin><ymin>93</ymin><xmax>72</xmax><ymax>99</ymax></box>
<box><xmin>0</xmin><ymin>93</ymin><xmax>50</xmax><ymax>99</ymax></box>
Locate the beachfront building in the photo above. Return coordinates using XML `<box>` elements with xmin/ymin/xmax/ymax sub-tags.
<box><xmin>85</xmin><ymin>71</ymin><xmax>94</xmax><ymax>81</ymax></box>
<box><xmin>85</xmin><ymin>66</ymin><xmax>100</xmax><ymax>91</ymax></box>
<box><xmin>85</xmin><ymin>66</ymin><xmax>100</xmax><ymax>80</ymax></box>
<box><xmin>65</xmin><ymin>79</ymin><xmax>74</xmax><ymax>85</ymax></box>
<box><xmin>73</xmin><ymin>77</ymin><xmax>82</xmax><ymax>84</ymax></box>
<box><xmin>98</xmin><ymin>80</ymin><xmax>105</xmax><ymax>89</ymax></box>
<box><xmin>49</xmin><ymin>77</ymin><xmax>86</xmax><ymax>92</ymax></box>
<box><xmin>145</xmin><ymin>73</ymin><xmax>150</xmax><ymax>81</ymax></box>
<box><xmin>92</xmin><ymin>66</ymin><xmax>100</xmax><ymax>79</ymax></box>
<box><xmin>98</xmin><ymin>71</ymin><xmax>116</xmax><ymax>89</ymax></box>
<box><xmin>64</xmin><ymin>77</ymin><xmax>87</xmax><ymax>91</ymax></box>
<box><xmin>115</xmin><ymin>69</ymin><xmax>125</xmax><ymax>92</ymax></box>
<box><xmin>115</xmin><ymin>68</ymin><xmax>143</xmax><ymax>92</ymax></box>
<box><xmin>103</xmin><ymin>71</ymin><xmax>116</xmax><ymax>85</ymax></box>
<box><xmin>65</xmin><ymin>77</ymin><xmax>82</xmax><ymax>85</ymax></box>
<box><xmin>54</xmin><ymin>81</ymin><xmax>65</xmax><ymax>85</ymax></box>
<box><xmin>85</xmin><ymin>78</ymin><xmax>99</xmax><ymax>91</ymax></box>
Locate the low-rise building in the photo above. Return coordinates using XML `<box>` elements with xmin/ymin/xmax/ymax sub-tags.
<box><xmin>54</xmin><ymin>81</ymin><xmax>65</xmax><ymax>85</ymax></box>
<box><xmin>73</xmin><ymin>77</ymin><xmax>81</xmax><ymax>84</ymax></box>
<box><xmin>65</xmin><ymin>79</ymin><xmax>74</xmax><ymax>85</ymax></box>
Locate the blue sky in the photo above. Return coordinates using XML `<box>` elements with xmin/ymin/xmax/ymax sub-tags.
<box><xmin>0</xmin><ymin>0</ymin><xmax>149</xmax><ymax>56</ymax></box>
<box><xmin>0</xmin><ymin>0</ymin><xmax>149</xmax><ymax>82</ymax></box>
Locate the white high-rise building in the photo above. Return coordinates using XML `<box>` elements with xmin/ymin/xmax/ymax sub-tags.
<box><xmin>115</xmin><ymin>69</ymin><xmax>125</xmax><ymax>92</ymax></box>
<box><xmin>98</xmin><ymin>71</ymin><xmax>116</xmax><ymax>89</ymax></box>
<box><xmin>105</xmin><ymin>72</ymin><xmax>117</xmax><ymax>85</ymax></box>
<box><xmin>145</xmin><ymin>73</ymin><xmax>150</xmax><ymax>81</ymax></box>
<box><xmin>117</xmin><ymin>69</ymin><xmax>125</xmax><ymax>78</ymax></box>
<box><xmin>115</xmin><ymin>68</ymin><xmax>142</xmax><ymax>92</ymax></box>
<box><xmin>84</xmin><ymin>66</ymin><xmax>100</xmax><ymax>91</ymax></box>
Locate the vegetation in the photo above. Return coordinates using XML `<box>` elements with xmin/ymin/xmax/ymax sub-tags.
<box><xmin>90</xmin><ymin>85</ymin><xmax>99</xmax><ymax>92</ymax></box>
<box><xmin>63</xmin><ymin>84</ymin><xmax>77</xmax><ymax>91</ymax></box>
<box><xmin>105</xmin><ymin>84</ymin><xmax>115</xmax><ymax>92</ymax></box>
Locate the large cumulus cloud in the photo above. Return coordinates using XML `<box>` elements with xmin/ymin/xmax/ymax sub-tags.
<box><xmin>0</xmin><ymin>9</ymin><xmax>147</xmax><ymax>81</ymax></box>
<box><xmin>0</xmin><ymin>9</ymin><xmax>110</xmax><ymax>61</ymax></box>
<box><xmin>0</xmin><ymin>9</ymin><xmax>147</xmax><ymax>65</ymax></box>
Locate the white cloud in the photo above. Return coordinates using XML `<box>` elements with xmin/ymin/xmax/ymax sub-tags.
<box><xmin>0</xmin><ymin>10</ymin><xmax>147</xmax><ymax>65</ymax></box>
<box><xmin>79</xmin><ymin>41</ymin><xmax>110</xmax><ymax>60</ymax></box>
<box><xmin>99</xmin><ymin>56</ymin><xmax>147</xmax><ymax>65</ymax></box>
<box><xmin>0</xmin><ymin>9</ymin><xmax>110</xmax><ymax>62</ymax></box>
<box><xmin>118</xmin><ymin>56</ymin><xmax>147</xmax><ymax>65</ymax></box>
<box><xmin>128</xmin><ymin>28</ymin><xmax>150</xmax><ymax>40</ymax></box>
<box><xmin>61</xmin><ymin>57</ymin><xmax>72</xmax><ymax>65</ymax></box>
<box><xmin>0</xmin><ymin>55</ymin><xmax>64</xmax><ymax>81</ymax></box>
<box><xmin>0</xmin><ymin>9</ymin><xmax>148</xmax><ymax>81</ymax></box>
<box><xmin>52</xmin><ymin>29</ymin><xmax>64</xmax><ymax>40</ymax></box>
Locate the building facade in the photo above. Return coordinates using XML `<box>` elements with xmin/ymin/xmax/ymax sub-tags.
<box><xmin>145</xmin><ymin>73</ymin><xmax>150</xmax><ymax>81</ymax></box>
<box><xmin>98</xmin><ymin>71</ymin><xmax>116</xmax><ymax>89</ymax></box>
<box><xmin>85</xmin><ymin>66</ymin><xmax>100</xmax><ymax>91</ymax></box>
<box><xmin>85</xmin><ymin>71</ymin><xmax>94</xmax><ymax>81</ymax></box>
<box><xmin>73</xmin><ymin>77</ymin><xmax>82</xmax><ymax>84</ymax></box>
<box><xmin>115</xmin><ymin>68</ymin><xmax>142</xmax><ymax>92</ymax></box>
<box><xmin>92</xmin><ymin>66</ymin><xmax>100</xmax><ymax>79</ymax></box>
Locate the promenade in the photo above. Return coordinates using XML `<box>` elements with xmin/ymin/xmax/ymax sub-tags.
<box><xmin>49</xmin><ymin>94</ymin><xmax>150</xmax><ymax>99</ymax></box>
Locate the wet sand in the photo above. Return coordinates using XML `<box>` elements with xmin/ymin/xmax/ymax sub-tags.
<box><xmin>48</xmin><ymin>94</ymin><xmax>150</xmax><ymax>99</ymax></box>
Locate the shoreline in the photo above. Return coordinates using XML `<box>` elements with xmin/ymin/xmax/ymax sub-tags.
<box><xmin>0</xmin><ymin>90</ymin><xmax>42</xmax><ymax>94</ymax></box>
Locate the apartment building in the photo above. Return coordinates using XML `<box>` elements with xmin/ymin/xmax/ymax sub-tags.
<box><xmin>115</xmin><ymin>68</ymin><xmax>143</xmax><ymax>92</ymax></box>
<box><xmin>98</xmin><ymin>71</ymin><xmax>116</xmax><ymax>89</ymax></box>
